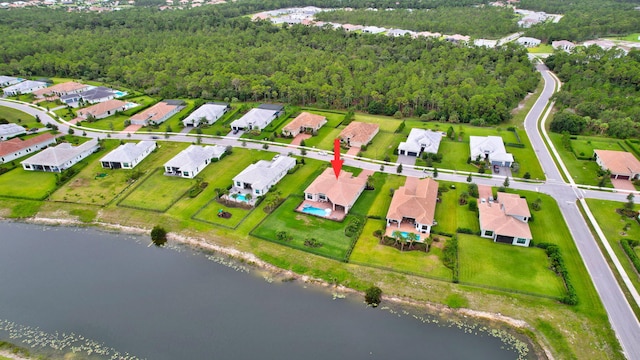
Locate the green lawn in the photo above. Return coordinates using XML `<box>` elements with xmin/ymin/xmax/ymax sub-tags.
<box><xmin>350</xmin><ymin>219</ymin><xmax>453</xmax><ymax>280</ymax></box>
<box><xmin>0</xmin><ymin>167</ymin><xmax>57</xmax><ymax>200</ymax></box>
<box><xmin>78</xmin><ymin>114</ymin><xmax>129</xmax><ymax>132</ymax></box>
<box><xmin>144</xmin><ymin>99</ymin><xmax>196</xmax><ymax>133</ymax></box>
<box><xmin>458</xmin><ymin>234</ymin><xmax>565</xmax><ymax>297</ymax></box>
<box><xmin>433</xmin><ymin>181</ymin><xmax>481</xmax><ymax>234</ymax></box>
<box><xmin>585</xmin><ymin>198</ymin><xmax>640</xmax><ymax>297</ymax></box>
<box><xmin>119</xmin><ymin>168</ymin><xmax>195</xmax><ymax>211</ymax></box>
<box><xmin>351</xmin><ymin>172</ymin><xmax>405</xmax><ymax>218</ymax></box>
<box><xmin>0</xmin><ymin>105</ymin><xmax>40</xmax><ymax>130</ymax></box>
<box><xmin>49</xmin><ymin>139</ymin><xmax>159</xmax><ymax>205</ymax></box>
<box><xmin>251</xmin><ymin>196</ymin><xmax>361</xmax><ymax>261</ymax></box>
<box><xmin>528</xmin><ymin>44</ymin><xmax>554</xmax><ymax>53</ymax></box>
<box><xmin>194</xmin><ymin>202</ymin><xmax>252</xmax><ymax>229</ymax></box>
<box><xmin>548</xmin><ymin>133</ymin><xmax>625</xmax><ymax>186</ymax></box>
<box><xmin>605</xmin><ymin>33</ymin><xmax>640</xmax><ymax>42</ymax></box>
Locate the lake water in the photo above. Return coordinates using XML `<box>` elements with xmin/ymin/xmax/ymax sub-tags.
<box><xmin>0</xmin><ymin>221</ymin><xmax>532</xmax><ymax>359</ymax></box>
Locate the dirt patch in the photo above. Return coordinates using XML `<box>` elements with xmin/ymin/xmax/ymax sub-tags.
<box><xmin>295</xmin><ymin>214</ymin><xmax>312</xmax><ymax>226</ymax></box>
<box><xmin>68</xmin><ymin>177</ymin><xmax>90</xmax><ymax>188</ymax></box>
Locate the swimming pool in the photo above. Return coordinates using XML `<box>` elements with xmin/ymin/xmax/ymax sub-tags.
<box><xmin>124</xmin><ymin>102</ymin><xmax>138</xmax><ymax>110</ymax></box>
<box><xmin>302</xmin><ymin>205</ymin><xmax>331</xmax><ymax>217</ymax></box>
<box><xmin>400</xmin><ymin>231</ymin><xmax>421</xmax><ymax>241</ymax></box>
<box><xmin>114</xmin><ymin>91</ymin><xmax>127</xmax><ymax>97</ymax></box>
<box><xmin>234</xmin><ymin>193</ymin><xmax>249</xmax><ymax>203</ymax></box>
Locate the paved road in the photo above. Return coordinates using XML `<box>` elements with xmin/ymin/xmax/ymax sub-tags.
<box><xmin>2</xmin><ymin>72</ymin><xmax>640</xmax><ymax>358</ymax></box>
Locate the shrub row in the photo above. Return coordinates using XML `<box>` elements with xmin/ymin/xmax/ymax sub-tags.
<box><xmin>621</xmin><ymin>239</ymin><xmax>640</xmax><ymax>274</ymax></box>
<box><xmin>507</xmin><ymin>127</ymin><xmax>521</xmax><ymax>143</ymax></box>
<box><xmin>456</xmin><ymin>227</ymin><xmax>479</xmax><ymax>235</ymax></box>
<box><xmin>505</xmin><ymin>142</ymin><xmax>525</xmax><ymax>148</ymax></box>
<box><xmin>536</xmin><ymin>242</ymin><xmax>578</xmax><ymax>305</ymax></box>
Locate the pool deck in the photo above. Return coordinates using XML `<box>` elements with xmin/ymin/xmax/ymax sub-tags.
<box><xmin>296</xmin><ymin>200</ymin><xmax>346</xmax><ymax>222</ymax></box>
<box><xmin>385</xmin><ymin>221</ymin><xmax>425</xmax><ymax>241</ymax></box>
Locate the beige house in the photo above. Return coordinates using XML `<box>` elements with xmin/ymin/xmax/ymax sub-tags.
<box><xmin>303</xmin><ymin>168</ymin><xmax>367</xmax><ymax>218</ymax></box>
<box><xmin>478</xmin><ymin>186</ymin><xmax>532</xmax><ymax>247</ymax></box>
<box><xmin>594</xmin><ymin>149</ymin><xmax>640</xmax><ymax>181</ymax></box>
<box><xmin>282</xmin><ymin>112</ymin><xmax>327</xmax><ymax>137</ymax></box>
<box><xmin>77</xmin><ymin>100</ymin><xmax>127</xmax><ymax>120</ymax></box>
<box><xmin>130</xmin><ymin>100</ymin><xmax>183</xmax><ymax>126</ymax></box>
<box><xmin>339</xmin><ymin>122</ymin><xmax>379</xmax><ymax>148</ymax></box>
<box><xmin>386</xmin><ymin>177</ymin><xmax>438</xmax><ymax>240</ymax></box>
<box><xmin>32</xmin><ymin>81</ymin><xmax>89</xmax><ymax>98</ymax></box>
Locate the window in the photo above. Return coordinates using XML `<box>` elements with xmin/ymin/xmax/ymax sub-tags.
<box><xmin>484</xmin><ymin>230</ymin><xmax>493</xmax><ymax>237</ymax></box>
<box><xmin>306</xmin><ymin>194</ymin><xmax>313</xmax><ymax>200</ymax></box>
<box><xmin>516</xmin><ymin>238</ymin><xmax>527</xmax><ymax>244</ymax></box>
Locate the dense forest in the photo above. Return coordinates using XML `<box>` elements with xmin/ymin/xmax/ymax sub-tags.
<box><xmin>0</xmin><ymin>8</ymin><xmax>539</xmax><ymax>123</ymax></box>
<box><xmin>135</xmin><ymin>0</ymin><xmax>488</xmax><ymax>9</ymax></box>
<box><xmin>545</xmin><ymin>46</ymin><xmax>640</xmax><ymax>139</ymax></box>
<box><xmin>314</xmin><ymin>7</ymin><xmax>519</xmax><ymax>39</ymax></box>
<box><xmin>521</xmin><ymin>0</ymin><xmax>640</xmax><ymax>42</ymax></box>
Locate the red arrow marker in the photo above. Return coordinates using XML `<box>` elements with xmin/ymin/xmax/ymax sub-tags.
<box><xmin>330</xmin><ymin>138</ymin><xmax>343</xmax><ymax>179</ymax></box>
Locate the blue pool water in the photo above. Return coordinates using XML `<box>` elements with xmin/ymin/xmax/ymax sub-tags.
<box><xmin>302</xmin><ymin>205</ymin><xmax>331</xmax><ymax>217</ymax></box>
<box><xmin>400</xmin><ymin>231</ymin><xmax>421</xmax><ymax>241</ymax></box>
<box><xmin>124</xmin><ymin>102</ymin><xmax>138</xmax><ymax>110</ymax></box>
<box><xmin>235</xmin><ymin>193</ymin><xmax>249</xmax><ymax>202</ymax></box>
<box><xmin>114</xmin><ymin>90</ymin><xmax>127</xmax><ymax>97</ymax></box>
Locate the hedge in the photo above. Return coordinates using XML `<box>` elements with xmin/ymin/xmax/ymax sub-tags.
<box><xmin>536</xmin><ymin>242</ymin><xmax>578</xmax><ymax>305</ymax></box>
<box><xmin>621</xmin><ymin>239</ymin><xmax>640</xmax><ymax>274</ymax></box>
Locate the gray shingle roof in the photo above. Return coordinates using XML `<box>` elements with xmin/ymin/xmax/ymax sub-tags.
<box><xmin>100</xmin><ymin>141</ymin><xmax>156</xmax><ymax>163</ymax></box>
<box><xmin>164</xmin><ymin>145</ymin><xmax>226</xmax><ymax>173</ymax></box>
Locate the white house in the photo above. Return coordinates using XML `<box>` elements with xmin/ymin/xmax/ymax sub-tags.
<box><xmin>363</xmin><ymin>26</ymin><xmax>386</xmax><ymax>34</ymax></box>
<box><xmin>516</xmin><ymin>37</ymin><xmax>541</xmax><ymax>47</ymax></box>
<box><xmin>0</xmin><ymin>76</ymin><xmax>23</xmax><ymax>87</ymax></box>
<box><xmin>77</xmin><ymin>100</ymin><xmax>127</xmax><ymax>120</ymax></box>
<box><xmin>230</xmin><ymin>104</ymin><xmax>284</xmax><ymax>131</ymax></box>
<box><xmin>232</xmin><ymin>155</ymin><xmax>296</xmax><ymax>196</ymax></box>
<box><xmin>397</xmin><ymin>129</ymin><xmax>442</xmax><ymax>157</ymax></box>
<box><xmin>164</xmin><ymin>145</ymin><xmax>226</xmax><ymax>178</ymax></box>
<box><xmin>469</xmin><ymin>136</ymin><xmax>514</xmax><ymax>167</ymax></box>
<box><xmin>551</xmin><ymin>40</ymin><xmax>575</xmax><ymax>52</ymax></box>
<box><xmin>100</xmin><ymin>141</ymin><xmax>156</xmax><ymax>169</ymax></box>
<box><xmin>21</xmin><ymin>139</ymin><xmax>99</xmax><ymax>172</ymax></box>
<box><xmin>3</xmin><ymin>80</ymin><xmax>48</xmax><ymax>96</ymax></box>
<box><xmin>0</xmin><ymin>124</ymin><xmax>27</xmax><ymax>140</ymax></box>
<box><xmin>182</xmin><ymin>102</ymin><xmax>230</xmax><ymax>127</ymax></box>
<box><xmin>0</xmin><ymin>133</ymin><xmax>56</xmax><ymax>164</ymax></box>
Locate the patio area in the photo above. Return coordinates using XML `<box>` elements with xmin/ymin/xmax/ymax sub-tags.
<box><xmin>296</xmin><ymin>199</ymin><xmax>347</xmax><ymax>222</ymax></box>
<box><xmin>222</xmin><ymin>190</ymin><xmax>256</xmax><ymax>207</ymax></box>
<box><xmin>385</xmin><ymin>221</ymin><xmax>425</xmax><ymax>241</ymax></box>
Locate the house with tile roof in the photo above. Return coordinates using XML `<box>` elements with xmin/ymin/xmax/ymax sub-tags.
<box><xmin>164</xmin><ymin>145</ymin><xmax>226</xmax><ymax>178</ymax></box>
<box><xmin>398</xmin><ymin>129</ymin><xmax>442</xmax><ymax>157</ymax></box>
<box><xmin>0</xmin><ymin>76</ymin><xmax>23</xmax><ymax>87</ymax></box>
<box><xmin>551</xmin><ymin>40</ymin><xmax>575</xmax><ymax>52</ymax></box>
<box><xmin>0</xmin><ymin>133</ymin><xmax>56</xmax><ymax>164</ymax></box>
<box><xmin>100</xmin><ymin>141</ymin><xmax>156</xmax><ymax>169</ymax></box>
<box><xmin>470</xmin><ymin>136</ymin><xmax>514</xmax><ymax>167</ymax></box>
<box><xmin>232</xmin><ymin>155</ymin><xmax>296</xmax><ymax>197</ymax></box>
<box><xmin>230</xmin><ymin>104</ymin><xmax>284</xmax><ymax>131</ymax></box>
<box><xmin>303</xmin><ymin>168</ymin><xmax>367</xmax><ymax>217</ymax></box>
<box><xmin>182</xmin><ymin>102</ymin><xmax>230</xmax><ymax>127</ymax></box>
<box><xmin>594</xmin><ymin>149</ymin><xmax>640</xmax><ymax>181</ymax></box>
<box><xmin>386</xmin><ymin>177</ymin><xmax>438</xmax><ymax>239</ymax></box>
<box><xmin>478</xmin><ymin>186</ymin><xmax>532</xmax><ymax>247</ymax></box>
<box><xmin>21</xmin><ymin>138</ymin><xmax>99</xmax><ymax>172</ymax></box>
<box><xmin>282</xmin><ymin>112</ymin><xmax>327</xmax><ymax>137</ymax></box>
<box><xmin>339</xmin><ymin>122</ymin><xmax>379</xmax><ymax>148</ymax></box>
<box><xmin>130</xmin><ymin>101</ymin><xmax>183</xmax><ymax>126</ymax></box>
<box><xmin>3</xmin><ymin>80</ymin><xmax>47</xmax><ymax>96</ymax></box>
<box><xmin>77</xmin><ymin>100</ymin><xmax>127</xmax><ymax>120</ymax></box>
<box><xmin>0</xmin><ymin>124</ymin><xmax>27</xmax><ymax>141</ymax></box>
<box><xmin>79</xmin><ymin>87</ymin><xmax>117</xmax><ymax>104</ymax></box>
<box><xmin>32</xmin><ymin>81</ymin><xmax>89</xmax><ymax>98</ymax></box>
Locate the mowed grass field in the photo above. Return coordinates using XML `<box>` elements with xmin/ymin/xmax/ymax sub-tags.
<box><xmin>433</xmin><ymin>181</ymin><xmax>481</xmax><ymax>234</ymax></box>
<box><xmin>118</xmin><ymin>168</ymin><xmax>196</xmax><ymax>211</ymax></box>
<box><xmin>350</xmin><ymin>219</ymin><xmax>453</xmax><ymax>280</ymax></box>
<box><xmin>251</xmin><ymin>196</ymin><xmax>361</xmax><ymax>261</ymax></box>
<box><xmin>585</xmin><ymin>198</ymin><xmax>640</xmax><ymax>296</ymax></box>
<box><xmin>50</xmin><ymin>141</ymin><xmax>189</xmax><ymax>205</ymax></box>
<box><xmin>0</xmin><ymin>167</ymin><xmax>57</xmax><ymax>200</ymax></box>
<box><xmin>0</xmin><ymin>105</ymin><xmax>40</xmax><ymax>129</ymax></box>
<box><xmin>458</xmin><ymin>234</ymin><xmax>565</xmax><ymax>297</ymax></box>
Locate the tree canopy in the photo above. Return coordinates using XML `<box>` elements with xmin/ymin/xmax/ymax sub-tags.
<box><xmin>545</xmin><ymin>46</ymin><xmax>640</xmax><ymax>139</ymax></box>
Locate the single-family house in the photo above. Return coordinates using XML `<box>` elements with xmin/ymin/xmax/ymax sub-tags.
<box><xmin>303</xmin><ymin>168</ymin><xmax>367</xmax><ymax>216</ymax></box>
<box><xmin>363</xmin><ymin>26</ymin><xmax>386</xmax><ymax>34</ymax></box>
<box><xmin>77</xmin><ymin>100</ymin><xmax>127</xmax><ymax>120</ymax></box>
<box><xmin>474</xmin><ymin>39</ymin><xmax>498</xmax><ymax>48</ymax></box>
<box><xmin>100</xmin><ymin>141</ymin><xmax>156</xmax><ymax>169</ymax></box>
<box><xmin>516</xmin><ymin>37</ymin><xmax>541</xmax><ymax>47</ymax></box>
<box><xmin>0</xmin><ymin>133</ymin><xmax>56</xmax><ymax>164</ymax></box>
<box><xmin>232</xmin><ymin>155</ymin><xmax>296</xmax><ymax>196</ymax></box>
<box><xmin>60</xmin><ymin>93</ymin><xmax>83</xmax><ymax>106</ymax></box>
<box><xmin>339</xmin><ymin>121</ymin><xmax>379</xmax><ymax>148</ymax></box>
<box><xmin>182</xmin><ymin>102</ymin><xmax>230</xmax><ymax>127</ymax></box>
<box><xmin>478</xmin><ymin>188</ymin><xmax>532</xmax><ymax>247</ymax></box>
<box><xmin>551</xmin><ymin>40</ymin><xmax>575</xmax><ymax>52</ymax></box>
<box><xmin>387</xmin><ymin>29</ymin><xmax>414</xmax><ymax>37</ymax></box>
<box><xmin>0</xmin><ymin>76</ymin><xmax>23</xmax><ymax>88</ymax></box>
<box><xmin>398</xmin><ymin>129</ymin><xmax>442</xmax><ymax>157</ymax></box>
<box><xmin>164</xmin><ymin>145</ymin><xmax>226</xmax><ymax>178</ymax></box>
<box><xmin>341</xmin><ymin>24</ymin><xmax>363</xmax><ymax>32</ymax></box>
<box><xmin>21</xmin><ymin>138</ymin><xmax>99</xmax><ymax>172</ymax></box>
<box><xmin>594</xmin><ymin>149</ymin><xmax>640</xmax><ymax>181</ymax></box>
<box><xmin>469</xmin><ymin>136</ymin><xmax>514</xmax><ymax>167</ymax></box>
<box><xmin>0</xmin><ymin>124</ymin><xmax>27</xmax><ymax>140</ymax></box>
<box><xmin>3</xmin><ymin>80</ymin><xmax>47</xmax><ymax>96</ymax></box>
<box><xmin>80</xmin><ymin>87</ymin><xmax>117</xmax><ymax>104</ymax></box>
<box><xmin>230</xmin><ymin>104</ymin><xmax>284</xmax><ymax>131</ymax></box>
<box><xmin>445</xmin><ymin>34</ymin><xmax>470</xmax><ymax>43</ymax></box>
<box><xmin>386</xmin><ymin>177</ymin><xmax>439</xmax><ymax>239</ymax></box>
<box><xmin>282</xmin><ymin>112</ymin><xmax>327</xmax><ymax>137</ymax></box>
<box><xmin>32</xmin><ymin>81</ymin><xmax>89</xmax><ymax>98</ymax></box>
<box><xmin>130</xmin><ymin>100</ymin><xmax>183</xmax><ymax>126</ymax></box>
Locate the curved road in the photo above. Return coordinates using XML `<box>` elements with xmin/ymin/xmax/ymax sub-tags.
<box><xmin>2</xmin><ymin>65</ymin><xmax>640</xmax><ymax>358</ymax></box>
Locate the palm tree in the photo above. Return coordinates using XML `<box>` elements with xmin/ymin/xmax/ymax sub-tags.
<box><xmin>406</xmin><ymin>232</ymin><xmax>419</xmax><ymax>250</ymax></box>
<box><xmin>392</xmin><ymin>230</ymin><xmax>402</xmax><ymax>249</ymax></box>
<box><xmin>425</xmin><ymin>235</ymin><xmax>434</xmax><ymax>253</ymax></box>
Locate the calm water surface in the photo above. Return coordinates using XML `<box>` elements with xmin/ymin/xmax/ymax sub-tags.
<box><xmin>0</xmin><ymin>221</ymin><xmax>531</xmax><ymax>359</ymax></box>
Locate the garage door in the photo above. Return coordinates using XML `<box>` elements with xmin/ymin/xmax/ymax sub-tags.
<box><xmin>614</xmin><ymin>175</ymin><xmax>630</xmax><ymax>180</ymax></box>
<box><xmin>495</xmin><ymin>235</ymin><xmax>514</xmax><ymax>244</ymax></box>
